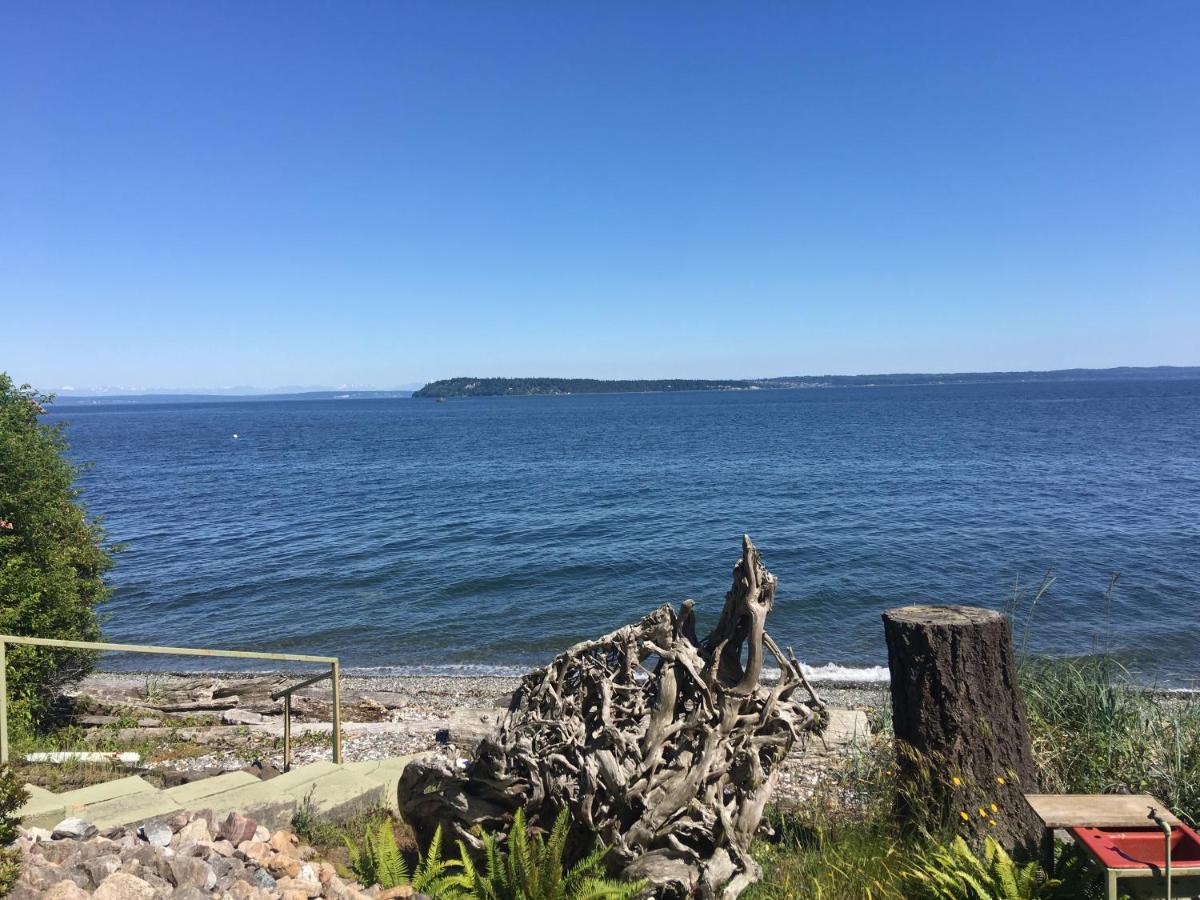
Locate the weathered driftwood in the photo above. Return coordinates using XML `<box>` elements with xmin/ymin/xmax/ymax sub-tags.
<box><xmin>399</xmin><ymin>536</ymin><xmax>826</xmax><ymax>898</ymax></box>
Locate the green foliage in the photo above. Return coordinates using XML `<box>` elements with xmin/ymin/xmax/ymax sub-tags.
<box><xmin>0</xmin><ymin>373</ymin><xmax>115</xmax><ymax>730</ymax></box>
<box><xmin>346</xmin><ymin>818</ymin><xmax>409</xmax><ymax>889</ymax></box>
<box><xmin>747</xmin><ymin>817</ymin><xmax>908</xmax><ymax>900</ymax></box>
<box><xmin>456</xmin><ymin>808</ymin><xmax>643</xmax><ymax>900</ymax></box>
<box><xmin>410</xmin><ymin>826</ymin><xmax>474</xmax><ymax>898</ymax></box>
<box><xmin>342</xmin><ymin>819</ymin><xmax>471</xmax><ymax>897</ymax></box>
<box><xmin>0</xmin><ymin>765</ymin><xmax>28</xmax><ymax>847</ymax></box>
<box><xmin>1021</xmin><ymin>656</ymin><xmax>1200</xmax><ymax>824</ymax></box>
<box><xmin>0</xmin><ymin>765</ymin><xmax>28</xmax><ymax>898</ymax></box>
<box><xmin>902</xmin><ymin>835</ymin><xmax>1095</xmax><ymax>900</ymax></box>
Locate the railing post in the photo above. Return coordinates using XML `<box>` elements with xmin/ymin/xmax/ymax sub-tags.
<box><xmin>0</xmin><ymin>640</ymin><xmax>7</xmax><ymax>766</ymax></box>
<box><xmin>283</xmin><ymin>693</ymin><xmax>292</xmax><ymax>772</ymax></box>
<box><xmin>331</xmin><ymin>660</ymin><xmax>342</xmax><ymax>764</ymax></box>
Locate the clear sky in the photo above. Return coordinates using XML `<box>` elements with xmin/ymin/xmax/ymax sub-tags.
<box><xmin>3</xmin><ymin>2</ymin><xmax>1197</xmax><ymax>391</ymax></box>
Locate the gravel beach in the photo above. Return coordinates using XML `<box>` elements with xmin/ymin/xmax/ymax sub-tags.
<box><xmin>49</xmin><ymin>671</ymin><xmax>889</xmax><ymax>806</ymax></box>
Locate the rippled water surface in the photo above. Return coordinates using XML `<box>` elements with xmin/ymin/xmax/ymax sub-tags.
<box><xmin>52</xmin><ymin>380</ymin><xmax>1200</xmax><ymax>683</ymax></box>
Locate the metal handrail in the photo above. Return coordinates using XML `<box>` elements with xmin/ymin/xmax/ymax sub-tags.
<box><xmin>0</xmin><ymin>634</ymin><xmax>342</xmax><ymax>769</ymax></box>
<box><xmin>270</xmin><ymin>671</ymin><xmax>339</xmax><ymax>771</ymax></box>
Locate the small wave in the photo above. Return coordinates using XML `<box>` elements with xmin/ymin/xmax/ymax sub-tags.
<box><xmin>347</xmin><ymin>663</ymin><xmax>530</xmax><ymax>678</ymax></box>
<box><xmin>799</xmin><ymin>662</ymin><xmax>890</xmax><ymax>683</ymax></box>
<box><xmin>346</xmin><ymin>660</ymin><xmax>891</xmax><ymax>683</ymax></box>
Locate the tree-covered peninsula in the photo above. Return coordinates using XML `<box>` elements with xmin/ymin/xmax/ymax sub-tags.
<box><xmin>412</xmin><ymin>377</ymin><xmax>758</xmax><ymax>397</ymax></box>
<box><xmin>414</xmin><ymin>366</ymin><xmax>1200</xmax><ymax>398</ymax></box>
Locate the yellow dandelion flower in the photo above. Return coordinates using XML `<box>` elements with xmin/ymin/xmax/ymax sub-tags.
<box><xmin>978</xmin><ymin>808</ymin><xmax>988</xmax><ymax>818</ymax></box>
<box><xmin>952</xmin><ymin>776</ymin><xmax>962</xmax><ymax>786</ymax></box>
<box><xmin>996</xmin><ymin>776</ymin><xmax>1006</xmax><ymax>785</ymax></box>
<box><xmin>960</xmin><ymin>811</ymin><xmax>969</xmax><ymax>822</ymax></box>
<box><xmin>989</xmin><ymin>819</ymin><xmax>997</xmax><ymax>826</ymax></box>
<box><xmin>991</xmin><ymin>803</ymin><xmax>998</xmax><ymax>813</ymax></box>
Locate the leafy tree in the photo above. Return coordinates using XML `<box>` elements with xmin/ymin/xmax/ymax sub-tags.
<box><xmin>0</xmin><ymin>373</ymin><xmax>114</xmax><ymax>731</ymax></box>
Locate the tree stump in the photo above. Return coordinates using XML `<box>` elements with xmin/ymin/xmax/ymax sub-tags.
<box><xmin>882</xmin><ymin>605</ymin><xmax>1042</xmax><ymax>852</ymax></box>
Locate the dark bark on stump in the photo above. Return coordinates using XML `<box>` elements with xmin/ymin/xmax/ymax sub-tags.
<box><xmin>882</xmin><ymin>605</ymin><xmax>1042</xmax><ymax>853</ymax></box>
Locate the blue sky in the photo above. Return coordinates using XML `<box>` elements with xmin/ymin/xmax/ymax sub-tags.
<box><xmin>3</xmin><ymin>2</ymin><xmax>1197</xmax><ymax>391</ymax></box>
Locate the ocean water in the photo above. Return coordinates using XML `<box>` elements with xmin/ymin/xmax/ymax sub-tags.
<box><xmin>49</xmin><ymin>380</ymin><xmax>1200</xmax><ymax>684</ymax></box>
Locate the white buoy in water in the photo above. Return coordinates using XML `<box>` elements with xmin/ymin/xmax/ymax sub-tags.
<box><xmin>233</xmin><ymin>433</ymin><xmax>239</xmax><ymax>439</ymax></box>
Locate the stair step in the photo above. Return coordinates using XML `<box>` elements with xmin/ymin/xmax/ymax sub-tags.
<box><xmin>342</xmin><ymin>754</ymin><xmax>425</xmax><ymax>810</ymax></box>
<box><xmin>70</xmin><ymin>791</ymin><xmax>183</xmax><ymax>831</ymax></box>
<box><xmin>197</xmin><ymin>760</ymin><xmax>345</xmax><ymax>830</ymax></box>
<box><xmin>19</xmin><ymin>775</ymin><xmax>158</xmax><ymax>829</ymax></box>
<box><xmin>22</xmin><ymin>784</ymin><xmax>55</xmax><ymax>803</ymax></box>
<box><xmin>289</xmin><ymin>769</ymin><xmax>388</xmax><ymax>821</ymax></box>
<box><xmin>163</xmin><ymin>770</ymin><xmax>261</xmax><ymax>806</ymax></box>
<box><xmin>18</xmin><ymin>756</ymin><xmax>423</xmax><ymax>831</ymax></box>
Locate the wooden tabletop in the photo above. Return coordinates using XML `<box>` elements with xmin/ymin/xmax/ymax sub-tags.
<box><xmin>1024</xmin><ymin>793</ymin><xmax>1181</xmax><ymax>829</ymax></box>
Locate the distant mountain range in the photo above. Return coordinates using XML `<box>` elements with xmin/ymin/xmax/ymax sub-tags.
<box><xmin>413</xmin><ymin>366</ymin><xmax>1200</xmax><ymax>398</ymax></box>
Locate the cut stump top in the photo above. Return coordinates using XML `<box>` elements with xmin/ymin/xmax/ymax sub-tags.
<box><xmin>1024</xmin><ymin>793</ymin><xmax>1181</xmax><ymax>829</ymax></box>
<box><xmin>883</xmin><ymin>605</ymin><xmax>1003</xmax><ymax>626</ymax></box>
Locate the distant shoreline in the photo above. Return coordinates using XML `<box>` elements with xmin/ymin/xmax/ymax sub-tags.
<box><xmin>415</xmin><ymin>367</ymin><xmax>1200</xmax><ymax>398</ymax></box>
<box><xmin>47</xmin><ymin>366</ymin><xmax>1200</xmax><ymax>404</ymax></box>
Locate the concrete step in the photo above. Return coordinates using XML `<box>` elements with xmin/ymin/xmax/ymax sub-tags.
<box><xmin>289</xmin><ymin>770</ymin><xmax>389</xmax><ymax>821</ymax></box>
<box><xmin>197</xmin><ymin>760</ymin><xmax>345</xmax><ymax>830</ymax></box>
<box><xmin>19</xmin><ymin>775</ymin><xmax>159</xmax><ymax>829</ymax></box>
<box><xmin>18</xmin><ymin>756</ymin><xmax>422</xmax><ymax>831</ymax></box>
<box><xmin>72</xmin><ymin>790</ymin><xmax>182</xmax><ymax>831</ymax></box>
<box><xmin>342</xmin><ymin>755</ymin><xmax>423</xmax><ymax>811</ymax></box>
<box><xmin>163</xmin><ymin>770</ymin><xmax>261</xmax><ymax>806</ymax></box>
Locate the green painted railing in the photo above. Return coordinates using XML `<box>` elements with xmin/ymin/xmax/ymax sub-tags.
<box><xmin>0</xmin><ymin>635</ymin><xmax>342</xmax><ymax>771</ymax></box>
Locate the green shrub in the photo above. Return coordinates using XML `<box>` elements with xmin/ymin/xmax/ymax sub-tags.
<box><xmin>457</xmin><ymin>808</ymin><xmax>643</xmax><ymax>900</ymax></box>
<box><xmin>0</xmin><ymin>764</ymin><xmax>29</xmax><ymax>896</ymax></box>
<box><xmin>0</xmin><ymin>374</ymin><xmax>115</xmax><ymax>731</ymax></box>
<box><xmin>0</xmin><ymin>765</ymin><xmax>27</xmax><ymax>846</ymax></box>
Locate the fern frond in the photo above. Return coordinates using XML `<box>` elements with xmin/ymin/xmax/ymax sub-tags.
<box><xmin>540</xmin><ymin>808</ymin><xmax>570</xmax><ymax>896</ymax></box>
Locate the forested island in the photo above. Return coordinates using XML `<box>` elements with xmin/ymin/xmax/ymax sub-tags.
<box><xmin>413</xmin><ymin>366</ymin><xmax>1200</xmax><ymax>398</ymax></box>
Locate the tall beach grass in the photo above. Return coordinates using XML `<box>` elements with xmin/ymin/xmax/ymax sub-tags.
<box><xmin>752</xmin><ymin>575</ymin><xmax>1200</xmax><ymax>896</ymax></box>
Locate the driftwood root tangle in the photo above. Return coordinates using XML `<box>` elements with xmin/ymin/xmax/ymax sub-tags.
<box><xmin>399</xmin><ymin>535</ymin><xmax>826</xmax><ymax>898</ymax></box>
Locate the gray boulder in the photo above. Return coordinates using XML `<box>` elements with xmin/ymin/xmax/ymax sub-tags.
<box><xmin>93</xmin><ymin>871</ymin><xmax>159</xmax><ymax>900</ymax></box>
<box><xmin>139</xmin><ymin>820</ymin><xmax>173</xmax><ymax>847</ymax></box>
<box><xmin>52</xmin><ymin>817</ymin><xmax>98</xmax><ymax>841</ymax></box>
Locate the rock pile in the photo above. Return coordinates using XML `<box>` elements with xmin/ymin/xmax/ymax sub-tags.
<box><xmin>9</xmin><ymin>810</ymin><xmax>425</xmax><ymax>900</ymax></box>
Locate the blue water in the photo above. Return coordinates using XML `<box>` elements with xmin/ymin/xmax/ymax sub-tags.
<box><xmin>49</xmin><ymin>380</ymin><xmax>1200</xmax><ymax>684</ymax></box>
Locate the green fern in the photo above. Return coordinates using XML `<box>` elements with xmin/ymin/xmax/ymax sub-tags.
<box><xmin>457</xmin><ymin>808</ymin><xmax>644</xmax><ymax>900</ymax></box>
<box><xmin>903</xmin><ymin>836</ymin><xmax>1066</xmax><ymax>900</ymax></box>
<box><xmin>345</xmin><ymin>819</ymin><xmax>409</xmax><ymax>889</ymax></box>
<box><xmin>413</xmin><ymin>825</ymin><xmax>475</xmax><ymax>898</ymax></box>
<box><xmin>346</xmin><ymin>820</ymin><xmax>474</xmax><ymax>898</ymax></box>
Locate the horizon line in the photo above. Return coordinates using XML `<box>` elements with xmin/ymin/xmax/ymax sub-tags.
<box><xmin>43</xmin><ymin>363</ymin><xmax>1200</xmax><ymax>401</ymax></box>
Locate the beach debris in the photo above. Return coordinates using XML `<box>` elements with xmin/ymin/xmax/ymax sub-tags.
<box><xmin>26</xmin><ymin>751</ymin><xmax>142</xmax><ymax>766</ymax></box>
<box><xmin>398</xmin><ymin>535</ymin><xmax>826</xmax><ymax>899</ymax></box>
